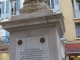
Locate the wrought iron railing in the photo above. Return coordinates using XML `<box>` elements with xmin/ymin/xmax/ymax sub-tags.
<box><xmin>0</xmin><ymin>36</ymin><xmax>9</xmax><ymax>44</ymax></box>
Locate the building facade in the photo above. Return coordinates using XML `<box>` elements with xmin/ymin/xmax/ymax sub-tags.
<box><xmin>0</xmin><ymin>0</ymin><xmax>22</xmax><ymax>20</ymax></box>
<box><xmin>0</xmin><ymin>0</ymin><xmax>23</xmax><ymax>60</ymax></box>
<box><xmin>60</xmin><ymin>0</ymin><xmax>80</xmax><ymax>60</ymax></box>
<box><xmin>0</xmin><ymin>0</ymin><xmax>24</xmax><ymax>43</ymax></box>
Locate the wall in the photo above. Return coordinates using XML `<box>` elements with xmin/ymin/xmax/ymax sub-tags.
<box><xmin>60</xmin><ymin>40</ymin><xmax>65</xmax><ymax>59</ymax></box>
<box><xmin>9</xmin><ymin>26</ymin><xmax>63</xmax><ymax>60</ymax></box>
<box><xmin>0</xmin><ymin>53</ymin><xmax>9</xmax><ymax>60</ymax></box>
<box><xmin>60</xmin><ymin>0</ymin><xmax>76</xmax><ymax>41</ymax></box>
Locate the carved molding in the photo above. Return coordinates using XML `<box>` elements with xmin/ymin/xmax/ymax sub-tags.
<box><xmin>0</xmin><ymin>10</ymin><xmax>65</xmax><ymax>35</ymax></box>
<box><xmin>0</xmin><ymin>15</ymin><xmax>61</xmax><ymax>28</ymax></box>
<box><xmin>0</xmin><ymin>14</ymin><xmax>64</xmax><ymax>33</ymax></box>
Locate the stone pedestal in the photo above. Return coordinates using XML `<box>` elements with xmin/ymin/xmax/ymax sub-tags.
<box><xmin>0</xmin><ymin>10</ymin><xmax>65</xmax><ymax>60</ymax></box>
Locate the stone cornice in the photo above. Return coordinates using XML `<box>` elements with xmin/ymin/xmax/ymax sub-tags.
<box><xmin>0</xmin><ymin>10</ymin><xmax>65</xmax><ymax>36</ymax></box>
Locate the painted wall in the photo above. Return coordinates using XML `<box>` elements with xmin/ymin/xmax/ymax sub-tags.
<box><xmin>0</xmin><ymin>53</ymin><xmax>9</xmax><ymax>60</ymax></box>
<box><xmin>60</xmin><ymin>0</ymin><xmax>78</xmax><ymax>41</ymax></box>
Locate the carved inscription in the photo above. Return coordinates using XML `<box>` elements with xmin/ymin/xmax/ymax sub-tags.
<box><xmin>20</xmin><ymin>48</ymin><xmax>44</xmax><ymax>60</ymax></box>
<box><xmin>16</xmin><ymin>36</ymin><xmax>49</xmax><ymax>60</ymax></box>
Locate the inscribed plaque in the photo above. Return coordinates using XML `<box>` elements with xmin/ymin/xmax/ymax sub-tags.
<box><xmin>16</xmin><ymin>35</ymin><xmax>49</xmax><ymax>60</ymax></box>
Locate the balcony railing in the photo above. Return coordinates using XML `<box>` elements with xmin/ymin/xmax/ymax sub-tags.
<box><xmin>0</xmin><ymin>36</ymin><xmax>9</xmax><ymax>44</ymax></box>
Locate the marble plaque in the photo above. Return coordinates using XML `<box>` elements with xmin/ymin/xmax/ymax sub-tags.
<box><xmin>16</xmin><ymin>35</ymin><xmax>49</xmax><ymax>60</ymax></box>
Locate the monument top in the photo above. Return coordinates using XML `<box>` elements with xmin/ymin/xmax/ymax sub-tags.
<box><xmin>20</xmin><ymin>0</ymin><xmax>50</xmax><ymax>14</ymax></box>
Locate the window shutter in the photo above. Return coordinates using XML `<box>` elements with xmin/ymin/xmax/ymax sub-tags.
<box><xmin>1</xmin><ymin>1</ymin><xmax>4</xmax><ymax>19</ymax></box>
<box><xmin>6</xmin><ymin>0</ymin><xmax>9</xmax><ymax>18</ymax></box>
<box><xmin>16</xmin><ymin>0</ymin><xmax>20</xmax><ymax>15</ymax></box>
<box><xmin>54</xmin><ymin>0</ymin><xmax>60</xmax><ymax>12</ymax></box>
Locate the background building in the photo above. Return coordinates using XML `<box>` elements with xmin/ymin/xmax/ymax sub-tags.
<box><xmin>0</xmin><ymin>0</ymin><xmax>24</xmax><ymax>43</ymax></box>
<box><xmin>60</xmin><ymin>0</ymin><xmax>80</xmax><ymax>60</ymax></box>
<box><xmin>0</xmin><ymin>0</ymin><xmax>22</xmax><ymax>60</ymax></box>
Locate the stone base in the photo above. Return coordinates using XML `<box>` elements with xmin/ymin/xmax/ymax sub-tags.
<box><xmin>0</xmin><ymin>10</ymin><xmax>65</xmax><ymax>60</ymax></box>
<box><xmin>20</xmin><ymin>2</ymin><xmax>50</xmax><ymax>14</ymax></box>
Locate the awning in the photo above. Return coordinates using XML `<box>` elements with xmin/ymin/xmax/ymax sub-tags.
<box><xmin>66</xmin><ymin>43</ymin><xmax>80</xmax><ymax>55</ymax></box>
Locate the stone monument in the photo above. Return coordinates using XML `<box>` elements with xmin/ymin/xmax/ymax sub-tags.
<box><xmin>20</xmin><ymin>0</ymin><xmax>49</xmax><ymax>14</ymax></box>
<box><xmin>0</xmin><ymin>0</ymin><xmax>65</xmax><ymax>60</ymax></box>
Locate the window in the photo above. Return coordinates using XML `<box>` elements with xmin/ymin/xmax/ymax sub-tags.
<box><xmin>16</xmin><ymin>0</ymin><xmax>20</xmax><ymax>15</ymax></box>
<box><xmin>0</xmin><ymin>9</ymin><xmax>1</xmax><ymax>17</ymax></box>
<box><xmin>6</xmin><ymin>0</ymin><xmax>9</xmax><ymax>18</ymax></box>
<box><xmin>75</xmin><ymin>23</ymin><xmax>80</xmax><ymax>38</ymax></box>
<box><xmin>11</xmin><ymin>1</ymin><xmax>16</xmax><ymax>15</ymax></box>
<box><xmin>0</xmin><ymin>3</ymin><xmax>1</xmax><ymax>17</ymax></box>
<box><xmin>47</xmin><ymin>0</ymin><xmax>60</xmax><ymax>12</ymax></box>
<box><xmin>0</xmin><ymin>0</ymin><xmax>10</xmax><ymax>19</ymax></box>
<box><xmin>72</xmin><ymin>0</ymin><xmax>80</xmax><ymax>18</ymax></box>
<box><xmin>11</xmin><ymin>0</ymin><xmax>20</xmax><ymax>16</ymax></box>
<box><xmin>0</xmin><ymin>0</ymin><xmax>20</xmax><ymax>19</ymax></box>
<box><xmin>78</xmin><ymin>1</ymin><xmax>80</xmax><ymax>11</ymax></box>
<box><xmin>0</xmin><ymin>1</ymin><xmax>5</xmax><ymax>19</ymax></box>
<box><xmin>1</xmin><ymin>2</ymin><xmax>4</xmax><ymax>14</ymax></box>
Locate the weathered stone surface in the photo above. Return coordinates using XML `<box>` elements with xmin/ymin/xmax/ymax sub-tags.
<box><xmin>20</xmin><ymin>0</ymin><xmax>50</xmax><ymax>14</ymax></box>
<box><xmin>16</xmin><ymin>35</ymin><xmax>49</xmax><ymax>60</ymax></box>
<box><xmin>23</xmin><ymin>0</ymin><xmax>47</xmax><ymax>5</ymax></box>
<box><xmin>0</xmin><ymin>10</ymin><xmax>65</xmax><ymax>36</ymax></box>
